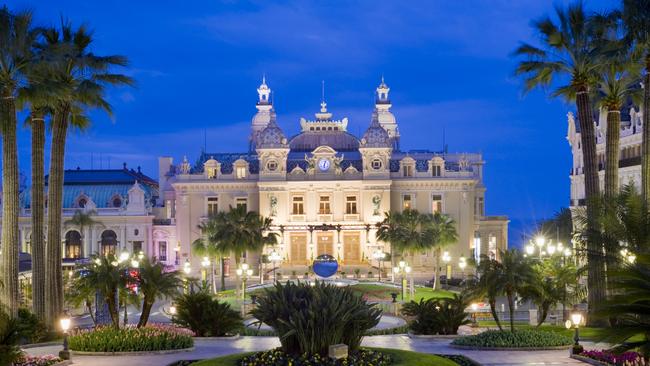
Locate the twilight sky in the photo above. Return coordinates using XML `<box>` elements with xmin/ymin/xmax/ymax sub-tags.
<box><xmin>8</xmin><ymin>0</ymin><xmax>616</xmax><ymax>247</ymax></box>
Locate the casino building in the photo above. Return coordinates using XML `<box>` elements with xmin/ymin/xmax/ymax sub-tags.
<box><xmin>156</xmin><ymin>78</ymin><xmax>508</xmax><ymax>278</ymax></box>
<box><xmin>11</xmin><ymin>78</ymin><xmax>508</xmax><ymax>281</ymax></box>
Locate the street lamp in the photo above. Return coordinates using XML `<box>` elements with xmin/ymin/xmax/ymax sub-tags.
<box><xmin>59</xmin><ymin>312</ymin><xmax>71</xmax><ymax>360</ymax></box>
<box><xmin>183</xmin><ymin>259</ymin><xmax>191</xmax><ymax>275</ymax></box>
<box><xmin>442</xmin><ymin>251</ymin><xmax>451</xmax><ymax>288</ymax></box>
<box><xmin>169</xmin><ymin>304</ymin><xmax>177</xmax><ymax>322</ymax></box>
<box><xmin>236</xmin><ymin>263</ymin><xmax>254</xmax><ymax>300</ymax></box>
<box><xmin>372</xmin><ymin>250</ymin><xmax>386</xmax><ymax>282</ymax></box>
<box><xmin>268</xmin><ymin>250</ymin><xmax>282</xmax><ymax>283</ymax></box>
<box><xmin>470</xmin><ymin>303</ymin><xmax>479</xmax><ymax>326</ymax></box>
<box><xmin>459</xmin><ymin>256</ymin><xmax>467</xmax><ymax>280</ymax></box>
<box><xmin>201</xmin><ymin>257</ymin><xmax>210</xmax><ymax>282</ymax></box>
<box><xmin>119</xmin><ymin>249</ymin><xmax>130</xmax><ymax>263</ymax></box>
<box><xmin>565</xmin><ymin>308</ymin><xmax>584</xmax><ymax>354</ymax></box>
<box><xmin>393</xmin><ymin>261</ymin><xmax>411</xmax><ymax>301</ymax></box>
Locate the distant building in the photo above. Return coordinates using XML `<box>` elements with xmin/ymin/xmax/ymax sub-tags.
<box><xmin>567</xmin><ymin>106</ymin><xmax>644</xmax><ymax>206</ymax></box>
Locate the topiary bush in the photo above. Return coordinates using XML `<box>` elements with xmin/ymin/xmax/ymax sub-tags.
<box><xmin>172</xmin><ymin>291</ymin><xmax>242</xmax><ymax>337</ymax></box>
<box><xmin>402</xmin><ymin>292</ymin><xmax>470</xmax><ymax>335</ymax></box>
<box><xmin>68</xmin><ymin>324</ymin><xmax>194</xmax><ymax>352</ymax></box>
<box><xmin>250</xmin><ymin>281</ymin><xmax>382</xmax><ymax>356</ymax></box>
<box><xmin>451</xmin><ymin>329</ymin><xmax>572</xmax><ymax>348</ymax></box>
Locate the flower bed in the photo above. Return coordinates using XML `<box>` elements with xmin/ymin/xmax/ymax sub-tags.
<box><xmin>12</xmin><ymin>354</ymin><xmax>62</xmax><ymax>366</ymax></box>
<box><xmin>68</xmin><ymin>324</ymin><xmax>194</xmax><ymax>353</ymax></box>
<box><xmin>451</xmin><ymin>329</ymin><xmax>573</xmax><ymax>349</ymax></box>
<box><xmin>578</xmin><ymin>350</ymin><xmax>646</xmax><ymax>366</ymax></box>
<box><xmin>237</xmin><ymin>348</ymin><xmax>392</xmax><ymax>366</ymax></box>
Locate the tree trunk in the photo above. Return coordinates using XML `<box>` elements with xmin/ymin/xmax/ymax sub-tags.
<box><xmin>604</xmin><ymin>109</ymin><xmax>621</xmax><ymax>198</ymax></box>
<box><xmin>106</xmin><ymin>294</ymin><xmax>120</xmax><ymax>329</ymax></box>
<box><xmin>575</xmin><ymin>89</ymin><xmax>606</xmax><ymax>327</ymax></box>
<box><xmin>220</xmin><ymin>257</ymin><xmax>226</xmax><ymax>291</ymax></box>
<box><xmin>642</xmin><ymin>55</ymin><xmax>650</xmax><ymax>205</ymax></box>
<box><xmin>45</xmin><ymin>110</ymin><xmax>69</xmax><ymax>326</ymax></box>
<box><xmin>507</xmin><ymin>291</ymin><xmax>515</xmax><ymax>332</ymax></box>
<box><xmin>488</xmin><ymin>297</ymin><xmax>502</xmax><ymax>331</ymax></box>
<box><xmin>536</xmin><ymin>303</ymin><xmax>550</xmax><ymax>327</ymax></box>
<box><xmin>433</xmin><ymin>247</ymin><xmax>440</xmax><ymax>290</ymax></box>
<box><xmin>210</xmin><ymin>260</ymin><xmax>216</xmax><ymax>294</ymax></box>
<box><xmin>138</xmin><ymin>299</ymin><xmax>153</xmax><ymax>328</ymax></box>
<box><xmin>30</xmin><ymin>113</ymin><xmax>46</xmax><ymax>321</ymax></box>
<box><xmin>0</xmin><ymin>92</ymin><xmax>20</xmax><ymax>316</ymax></box>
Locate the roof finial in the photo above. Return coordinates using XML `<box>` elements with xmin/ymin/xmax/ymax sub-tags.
<box><xmin>262</xmin><ymin>73</ymin><xmax>266</xmax><ymax>85</ymax></box>
<box><xmin>320</xmin><ymin>80</ymin><xmax>327</xmax><ymax>113</ymax></box>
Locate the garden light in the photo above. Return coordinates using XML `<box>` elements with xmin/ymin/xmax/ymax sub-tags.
<box><xmin>59</xmin><ymin>312</ymin><xmax>71</xmax><ymax>360</ymax></box>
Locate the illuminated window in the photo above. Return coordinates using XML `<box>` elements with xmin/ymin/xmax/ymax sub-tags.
<box><xmin>236</xmin><ymin>166</ymin><xmax>247</xmax><ymax>179</ymax></box>
<box><xmin>346</xmin><ymin>196</ymin><xmax>358</xmax><ymax>214</ymax></box>
<box><xmin>292</xmin><ymin>196</ymin><xmax>304</xmax><ymax>215</ymax></box>
<box><xmin>432</xmin><ymin>194</ymin><xmax>442</xmax><ymax>213</ymax></box>
<box><xmin>236</xmin><ymin>197</ymin><xmax>248</xmax><ymax>211</ymax></box>
<box><xmin>319</xmin><ymin>196</ymin><xmax>331</xmax><ymax>214</ymax></box>
<box><xmin>402</xmin><ymin>194</ymin><xmax>412</xmax><ymax>211</ymax></box>
<box><xmin>207</xmin><ymin>197</ymin><xmax>219</xmax><ymax>216</ymax></box>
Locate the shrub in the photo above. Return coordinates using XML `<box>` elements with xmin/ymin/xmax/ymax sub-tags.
<box><xmin>0</xmin><ymin>309</ymin><xmax>22</xmax><ymax>365</ymax></box>
<box><xmin>402</xmin><ymin>292</ymin><xmax>470</xmax><ymax>335</ymax></box>
<box><xmin>238</xmin><ymin>348</ymin><xmax>392</xmax><ymax>366</ymax></box>
<box><xmin>580</xmin><ymin>350</ymin><xmax>646</xmax><ymax>366</ymax></box>
<box><xmin>12</xmin><ymin>354</ymin><xmax>62</xmax><ymax>366</ymax></box>
<box><xmin>250</xmin><ymin>281</ymin><xmax>382</xmax><ymax>356</ymax></box>
<box><xmin>451</xmin><ymin>329</ymin><xmax>572</xmax><ymax>348</ymax></box>
<box><xmin>172</xmin><ymin>291</ymin><xmax>242</xmax><ymax>336</ymax></box>
<box><xmin>16</xmin><ymin>308</ymin><xmax>48</xmax><ymax>344</ymax></box>
<box><xmin>68</xmin><ymin>324</ymin><xmax>194</xmax><ymax>352</ymax></box>
<box><xmin>368</xmin><ymin>271</ymin><xmax>374</xmax><ymax>278</ymax></box>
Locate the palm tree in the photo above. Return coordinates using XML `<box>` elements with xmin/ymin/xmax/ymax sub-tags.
<box><xmin>41</xmin><ymin>21</ymin><xmax>133</xmax><ymax>325</ymax></box>
<box><xmin>620</xmin><ymin>0</ymin><xmax>650</xmax><ymax>205</ymax></box>
<box><xmin>216</xmin><ymin>205</ymin><xmax>278</xmax><ymax>266</ymax></box>
<box><xmin>421</xmin><ymin>212</ymin><xmax>458</xmax><ymax>290</ymax></box>
<box><xmin>72</xmin><ymin>254</ymin><xmax>129</xmax><ymax>329</ymax></box>
<box><xmin>64</xmin><ymin>209</ymin><xmax>102</xmax><ymax>257</ymax></box>
<box><xmin>376</xmin><ymin>209</ymin><xmax>427</xmax><ymax>278</ymax></box>
<box><xmin>0</xmin><ymin>6</ymin><xmax>38</xmax><ymax>316</ymax></box>
<box><xmin>193</xmin><ymin>213</ymin><xmax>227</xmax><ymax>292</ymax></box>
<box><xmin>514</xmin><ymin>2</ymin><xmax>607</xmax><ymax>324</ymax></box>
<box><xmin>498</xmin><ymin>249</ymin><xmax>535</xmax><ymax>332</ymax></box>
<box><xmin>468</xmin><ymin>255</ymin><xmax>504</xmax><ymax>331</ymax></box>
<box><xmin>136</xmin><ymin>258</ymin><xmax>181</xmax><ymax>327</ymax></box>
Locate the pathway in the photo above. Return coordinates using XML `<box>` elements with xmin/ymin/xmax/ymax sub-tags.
<box><xmin>24</xmin><ymin>335</ymin><xmax>600</xmax><ymax>366</ymax></box>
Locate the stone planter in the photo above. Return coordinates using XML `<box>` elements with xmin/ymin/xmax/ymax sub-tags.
<box><xmin>71</xmin><ymin>347</ymin><xmax>195</xmax><ymax>356</ymax></box>
<box><xmin>570</xmin><ymin>354</ymin><xmax>611</xmax><ymax>366</ymax></box>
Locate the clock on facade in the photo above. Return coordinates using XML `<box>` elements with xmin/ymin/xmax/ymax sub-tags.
<box><xmin>318</xmin><ymin>158</ymin><xmax>330</xmax><ymax>172</ymax></box>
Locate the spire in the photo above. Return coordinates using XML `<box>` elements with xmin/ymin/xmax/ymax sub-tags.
<box><xmin>315</xmin><ymin>80</ymin><xmax>332</xmax><ymax>121</ymax></box>
<box><xmin>373</xmin><ymin>76</ymin><xmax>399</xmax><ymax>149</ymax></box>
<box><xmin>376</xmin><ymin>76</ymin><xmax>390</xmax><ymax>104</ymax></box>
<box><xmin>257</xmin><ymin>75</ymin><xmax>271</xmax><ymax>106</ymax></box>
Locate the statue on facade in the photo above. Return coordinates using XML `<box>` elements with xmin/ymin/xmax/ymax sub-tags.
<box><xmin>372</xmin><ymin>194</ymin><xmax>382</xmax><ymax>216</ymax></box>
<box><xmin>269</xmin><ymin>195</ymin><xmax>278</xmax><ymax>217</ymax></box>
<box><xmin>180</xmin><ymin>156</ymin><xmax>191</xmax><ymax>174</ymax></box>
<box><xmin>304</xmin><ymin>154</ymin><xmax>316</xmax><ymax>175</ymax></box>
<box><xmin>333</xmin><ymin>154</ymin><xmax>344</xmax><ymax>176</ymax></box>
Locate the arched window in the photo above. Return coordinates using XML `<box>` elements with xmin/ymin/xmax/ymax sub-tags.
<box><xmin>111</xmin><ymin>195</ymin><xmax>122</xmax><ymax>208</ymax></box>
<box><xmin>65</xmin><ymin>230</ymin><xmax>82</xmax><ymax>258</ymax></box>
<box><xmin>101</xmin><ymin>230</ymin><xmax>118</xmax><ymax>256</ymax></box>
<box><xmin>78</xmin><ymin>198</ymin><xmax>87</xmax><ymax>208</ymax></box>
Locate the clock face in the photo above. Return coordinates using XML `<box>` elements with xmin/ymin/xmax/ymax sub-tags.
<box><xmin>318</xmin><ymin>158</ymin><xmax>330</xmax><ymax>172</ymax></box>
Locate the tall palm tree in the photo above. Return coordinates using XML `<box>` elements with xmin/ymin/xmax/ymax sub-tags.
<box><xmin>41</xmin><ymin>22</ymin><xmax>133</xmax><ymax>325</ymax></box>
<box><xmin>421</xmin><ymin>212</ymin><xmax>458</xmax><ymax>290</ymax></box>
<box><xmin>514</xmin><ymin>2</ymin><xmax>607</xmax><ymax>324</ymax></box>
<box><xmin>468</xmin><ymin>255</ymin><xmax>504</xmax><ymax>331</ymax></box>
<box><xmin>376</xmin><ymin>209</ymin><xmax>426</xmax><ymax>277</ymax></box>
<box><xmin>620</xmin><ymin>0</ymin><xmax>650</xmax><ymax>205</ymax></box>
<box><xmin>0</xmin><ymin>6</ymin><xmax>38</xmax><ymax>316</ymax></box>
<box><xmin>136</xmin><ymin>258</ymin><xmax>180</xmax><ymax>328</ymax></box>
<box><xmin>498</xmin><ymin>249</ymin><xmax>535</xmax><ymax>332</ymax></box>
<box><xmin>192</xmin><ymin>213</ymin><xmax>225</xmax><ymax>293</ymax></box>
<box><xmin>215</xmin><ymin>205</ymin><xmax>278</xmax><ymax>266</ymax></box>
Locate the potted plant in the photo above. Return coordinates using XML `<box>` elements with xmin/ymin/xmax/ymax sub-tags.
<box><xmin>354</xmin><ymin>269</ymin><xmax>361</xmax><ymax>278</ymax></box>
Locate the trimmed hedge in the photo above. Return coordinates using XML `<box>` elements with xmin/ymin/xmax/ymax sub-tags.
<box><xmin>68</xmin><ymin>324</ymin><xmax>194</xmax><ymax>352</ymax></box>
<box><xmin>237</xmin><ymin>348</ymin><xmax>392</xmax><ymax>366</ymax></box>
<box><xmin>451</xmin><ymin>329</ymin><xmax>572</xmax><ymax>348</ymax></box>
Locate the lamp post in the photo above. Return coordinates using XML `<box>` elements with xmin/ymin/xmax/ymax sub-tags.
<box><xmin>372</xmin><ymin>250</ymin><xmax>385</xmax><ymax>282</ymax></box>
<box><xmin>565</xmin><ymin>308</ymin><xmax>583</xmax><ymax>354</ymax></box>
<box><xmin>201</xmin><ymin>257</ymin><xmax>210</xmax><ymax>282</ymax></box>
<box><xmin>470</xmin><ymin>303</ymin><xmax>479</xmax><ymax>327</ymax></box>
<box><xmin>442</xmin><ymin>251</ymin><xmax>451</xmax><ymax>288</ymax></box>
<box><xmin>268</xmin><ymin>250</ymin><xmax>282</xmax><ymax>283</ymax></box>
<box><xmin>183</xmin><ymin>259</ymin><xmax>191</xmax><ymax>293</ymax></box>
<box><xmin>392</xmin><ymin>260</ymin><xmax>411</xmax><ymax>301</ymax></box>
<box><xmin>458</xmin><ymin>256</ymin><xmax>467</xmax><ymax>281</ymax></box>
<box><xmin>59</xmin><ymin>312</ymin><xmax>71</xmax><ymax>360</ymax></box>
<box><xmin>236</xmin><ymin>263</ymin><xmax>254</xmax><ymax>300</ymax></box>
<box><xmin>169</xmin><ymin>304</ymin><xmax>177</xmax><ymax>322</ymax></box>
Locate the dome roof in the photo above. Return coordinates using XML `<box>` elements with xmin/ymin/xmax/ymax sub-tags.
<box><xmin>360</xmin><ymin>114</ymin><xmax>391</xmax><ymax>148</ymax></box>
<box><xmin>256</xmin><ymin>119</ymin><xmax>287</xmax><ymax>148</ymax></box>
<box><xmin>289</xmin><ymin>131</ymin><xmax>360</xmax><ymax>152</ymax></box>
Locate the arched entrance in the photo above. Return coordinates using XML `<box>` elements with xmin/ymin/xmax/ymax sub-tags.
<box><xmin>100</xmin><ymin>230</ymin><xmax>118</xmax><ymax>256</ymax></box>
<box><xmin>65</xmin><ymin>230</ymin><xmax>82</xmax><ymax>258</ymax></box>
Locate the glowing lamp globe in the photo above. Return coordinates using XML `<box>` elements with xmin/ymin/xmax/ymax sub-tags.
<box><xmin>312</xmin><ymin>254</ymin><xmax>338</xmax><ymax>278</ymax></box>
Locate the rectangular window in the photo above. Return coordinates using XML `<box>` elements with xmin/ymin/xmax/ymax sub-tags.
<box><xmin>475</xmin><ymin>197</ymin><xmax>484</xmax><ymax>216</ymax></box>
<box><xmin>319</xmin><ymin>196</ymin><xmax>331</xmax><ymax>214</ymax></box>
<box><xmin>403</xmin><ymin>194</ymin><xmax>412</xmax><ymax>211</ymax></box>
<box><xmin>175</xmin><ymin>250</ymin><xmax>180</xmax><ymax>265</ymax></box>
<box><xmin>159</xmin><ymin>241</ymin><xmax>167</xmax><ymax>261</ymax></box>
<box><xmin>236</xmin><ymin>197</ymin><xmax>248</xmax><ymax>211</ymax></box>
<box><xmin>403</xmin><ymin>165</ymin><xmax>413</xmax><ymax>177</ymax></box>
<box><xmin>432</xmin><ymin>165</ymin><xmax>441</xmax><ymax>177</ymax></box>
<box><xmin>432</xmin><ymin>194</ymin><xmax>442</xmax><ymax>213</ymax></box>
<box><xmin>346</xmin><ymin>196</ymin><xmax>358</xmax><ymax>214</ymax></box>
<box><xmin>132</xmin><ymin>241</ymin><xmax>143</xmax><ymax>254</ymax></box>
<box><xmin>207</xmin><ymin>197</ymin><xmax>219</xmax><ymax>216</ymax></box>
<box><xmin>236</xmin><ymin>166</ymin><xmax>247</xmax><ymax>179</ymax></box>
<box><xmin>292</xmin><ymin>196</ymin><xmax>304</xmax><ymax>215</ymax></box>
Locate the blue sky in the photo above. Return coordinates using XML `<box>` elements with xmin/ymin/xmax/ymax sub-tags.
<box><xmin>8</xmin><ymin>0</ymin><xmax>617</xmax><ymax>247</ymax></box>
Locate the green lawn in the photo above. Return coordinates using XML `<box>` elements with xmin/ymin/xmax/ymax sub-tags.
<box><xmin>477</xmin><ymin>321</ymin><xmax>603</xmax><ymax>340</ymax></box>
<box><xmin>192</xmin><ymin>348</ymin><xmax>459</xmax><ymax>366</ymax></box>
<box><xmin>349</xmin><ymin>284</ymin><xmax>454</xmax><ymax>301</ymax></box>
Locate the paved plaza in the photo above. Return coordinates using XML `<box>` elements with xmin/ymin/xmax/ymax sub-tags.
<box><xmin>24</xmin><ymin>335</ymin><xmax>600</xmax><ymax>366</ymax></box>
